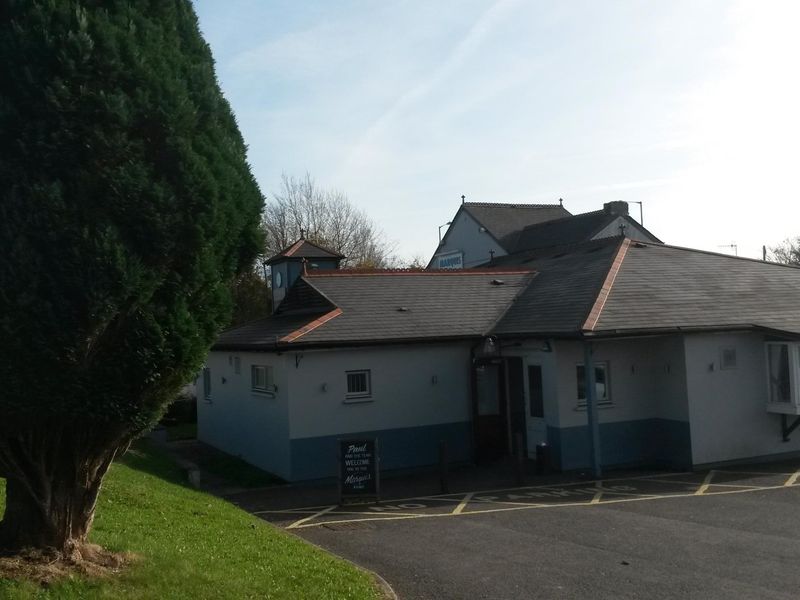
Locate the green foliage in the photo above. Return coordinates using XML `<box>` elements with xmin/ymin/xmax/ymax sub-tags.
<box><xmin>0</xmin><ymin>442</ymin><xmax>380</xmax><ymax>598</ymax></box>
<box><xmin>0</xmin><ymin>1</ymin><xmax>264</xmax><ymax>430</ymax></box>
<box><xmin>230</xmin><ymin>267</ymin><xmax>271</xmax><ymax>326</ymax></box>
<box><xmin>769</xmin><ymin>238</ymin><xmax>800</xmax><ymax>265</ymax></box>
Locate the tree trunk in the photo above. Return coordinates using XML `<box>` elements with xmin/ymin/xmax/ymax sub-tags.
<box><xmin>0</xmin><ymin>424</ymin><xmax>130</xmax><ymax>557</ymax></box>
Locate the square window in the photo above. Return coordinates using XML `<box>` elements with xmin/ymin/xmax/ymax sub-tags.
<box><xmin>346</xmin><ymin>370</ymin><xmax>371</xmax><ymax>399</ymax></box>
<box><xmin>576</xmin><ymin>363</ymin><xmax>610</xmax><ymax>405</ymax></box>
<box><xmin>251</xmin><ymin>365</ymin><xmax>275</xmax><ymax>394</ymax></box>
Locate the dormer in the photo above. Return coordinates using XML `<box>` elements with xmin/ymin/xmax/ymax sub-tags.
<box><xmin>265</xmin><ymin>237</ymin><xmax>344</xmax><ymax>311</ymax></box>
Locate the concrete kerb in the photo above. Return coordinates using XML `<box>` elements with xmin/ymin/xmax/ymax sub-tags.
<box><xmin>297</xmin><ymin>533</ymin><xmax>398</xmax><ymax>600</ymax></box>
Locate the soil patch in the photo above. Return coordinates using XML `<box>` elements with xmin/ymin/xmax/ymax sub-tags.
<box><xmin>0</xmin><ymin>544</ymin><xmax>137</xmax><ymax>586</ymax></box>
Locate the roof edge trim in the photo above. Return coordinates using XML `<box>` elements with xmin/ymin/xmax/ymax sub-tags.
<box><xmin>582</xmin><ymin>238</ymin><xmax>631</xmax><ymax>332</ymax></box>
<box><xmin>279</xmin><ymin>308</ymin><xmax>343</xmax><ymax>343</ymax></box>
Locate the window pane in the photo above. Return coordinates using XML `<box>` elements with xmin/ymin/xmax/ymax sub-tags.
<box><xmin>595</xmin><ymin>365</ymin><xmax>607</xmax><ymax>401</ymax></box>
<box><xmin>203</xmin><ymin>368</ymin><xmax>211</xmax><ymax>399</ymax></box>
<box><xmin>768</xmin><ymin>345</ymin><xmax>791</xmax><ymax>403</ymax></box>
<box><xmin>528</xmin><ymin>365</ymin><xmax>544</xmax><ymax>418</ymax></box>
<box><xmin>576</xmin><ymin>365</ymin><xmax>586</xmax><ymax>400</ymax></box>
<box><xmin>347</xmin><ymin>371</ymin><xmax>369</xmax><ymax>396</ymax></box>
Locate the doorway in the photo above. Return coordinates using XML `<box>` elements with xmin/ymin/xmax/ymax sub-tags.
<box><xmin>473</xmin><ymin>360</ymin><xmax>506</xmax><ymax>460</ymax></box>
<box><xmin>526</xmin><ymin>363</ymin><xmax>548</xmax><ymax>453</ymax></box>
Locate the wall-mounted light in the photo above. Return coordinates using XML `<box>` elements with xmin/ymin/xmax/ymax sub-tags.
<box><xmin>431</xmin><ymin>375</ymin><xmax>438</xmax><ymax>385</ymax></box>
<box><xmin>321</xmin><ymin>383</ymin><xmax>328</xmax><ymax>392</ymax></box>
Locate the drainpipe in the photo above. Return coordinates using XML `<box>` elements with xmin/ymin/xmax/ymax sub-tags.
<box><xmin>583</xmin><ymin>341</ymin><xmax>602</xmax><ymax>478</ymax></box>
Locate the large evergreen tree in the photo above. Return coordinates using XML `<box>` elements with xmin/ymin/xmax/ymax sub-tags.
<box><xmin>0</xmin><ymin>1</ymin><xmax>263</xmax><ymax>556</ymax></box>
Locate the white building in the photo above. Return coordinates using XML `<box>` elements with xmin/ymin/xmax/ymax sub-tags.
<box><xmin>199</xmin><ymin>230</ymin><xmax>800</xmax><ymax>481</ymax></box>
<box><xmin>430</xmin><ymin>200</ymin><xmax>660</xmax><ymax>269</ymax></box>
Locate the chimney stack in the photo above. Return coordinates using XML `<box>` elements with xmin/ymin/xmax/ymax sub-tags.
<box><xmin>604</xmin><ymin>201</ymin><xmax>629</xmax><ymax>216</ymax></box>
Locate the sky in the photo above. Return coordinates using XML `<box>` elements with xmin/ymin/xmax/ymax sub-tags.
<box><xmin>193</xmin><ymin>0</ymin><xmax>800</xmax><ymax>262</ymax></box>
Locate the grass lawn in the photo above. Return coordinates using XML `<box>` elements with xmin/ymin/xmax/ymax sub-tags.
<box><xmin>0</xmin><ymin>442</ymin><xmax>382</xmax><ymax>599</ymax></box>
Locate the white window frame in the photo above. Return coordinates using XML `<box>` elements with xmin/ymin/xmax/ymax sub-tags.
<box><xmin>251</xmin><ymin>364</ymin><xmax>276</xmax><ymax>396</ymax></box>
<box><xmin>576</xmin><ymin>362</ymin><xmax>612</xmax><ymax>408</ymax></box>
<box><xmin>765</xmin><ymin>342</ymin><xmax>800</xmax><ymax>414</ymax></box>
<box><xmin>345</xmin><ymin>370</ymin><xmax>372</xmax><ymax>402</ymax></box>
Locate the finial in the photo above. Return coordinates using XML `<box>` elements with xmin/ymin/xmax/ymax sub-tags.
<box><xmin>559</xmin><ymin>198</ymin><xmax>563</xmax><ymax>206</ymax></box>
<box><xmin>461</xmin><ymin>194</ymin><xmax>466</xmax><ymax>204</ymax></box>
<box><xmin>300</xmin><ymin>228</ymin><xmax>305</xmax><ymax>239</ymax></box>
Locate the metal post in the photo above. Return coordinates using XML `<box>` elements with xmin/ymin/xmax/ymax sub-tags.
<box><xmin>583</xmin><ymin>341</ymin><xmax>602</xmax><ymax>478</ymax></box>
<box><xmin>439</xmin><ymin>440</ymin><xmax>449</xmax><ymax>494</ymax></box>
<box><xmin>514</xmin><ymin>432</ymin><xmax>525</xmax><ymax>486</ymax></box>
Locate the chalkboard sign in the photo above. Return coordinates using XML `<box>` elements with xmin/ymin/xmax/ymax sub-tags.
<box><xmin>339</xmin><ymin>438</ymin><xmax>380</xmax><ymax>504</ymax></box>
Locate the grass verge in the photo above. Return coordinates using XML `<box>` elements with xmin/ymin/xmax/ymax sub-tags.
<box><xmin>0</xmin><ymin>441</ymin><xmax>381</xmax><ymax>599</ymax></box>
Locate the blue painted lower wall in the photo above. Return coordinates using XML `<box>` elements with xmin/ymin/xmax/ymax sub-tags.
<box><xmin>548</xmin><ymin>418</ymin><xmax>692</xmax><ymax>471</ymax></box>
<box><xmin>290</xmin><ymin>421</ymin><xmax>472</xmax><ymax>481</ymax></box>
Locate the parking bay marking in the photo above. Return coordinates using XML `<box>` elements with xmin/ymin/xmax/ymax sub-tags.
<box><xmin>260</xmin><ymin>470</ymin><xmax>800</xmax><ymax>529</ymax></box>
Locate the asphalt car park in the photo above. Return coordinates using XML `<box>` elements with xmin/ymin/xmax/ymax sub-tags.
<box><xmin>248</xmin><ymin>462</ymin><xmax>800</xmax><ymax>599</ymax></box>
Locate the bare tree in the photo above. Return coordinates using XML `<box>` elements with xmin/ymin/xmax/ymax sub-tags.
<box><xmin>262</xmin><ymin>173</ymin><xmax>395</xmax><ymax>267</ymax></box>
<box><xmin>768</xmin><ymin>238</ymin><xmax>800</xmax><ymax>265</ymax></box>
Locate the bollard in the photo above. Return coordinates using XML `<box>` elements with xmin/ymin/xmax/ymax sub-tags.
<box><xmin>439</xmin><ymin>440</ymin><xmax>449</xmax><ymax>494</ymax></box>
<box><xmin>536</xmin><ymin>442</ymin><xmax>549</xmax><ymax>475</ymax></box>
<box><xmin>514</xmin><ymin>432</ymin><xmax>525</xmax><ymax>486</ymax></box>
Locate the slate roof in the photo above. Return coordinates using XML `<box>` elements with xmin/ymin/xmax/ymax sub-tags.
<box><xmin>215</xmin><ymin>238</ymin><xmax>800</xmax><ymax>351</ymax></box>
<box><xmin>491</xmin><ymin>237</ymin><xmax>625</xmax><ymax>336</ymax></box>
<box><xmin>265</xmin><ymin>238</ymin><xmax>344</xmax><ymax>265</ymax></box>
<box><xmin>461</xmin><ymin>202</ymin><xmax>571</xmax><ymax>250</ymax></box>
<box><xmin>591</xmin><ymin>242</ymin><xmax>800</xmax><ymax>336</ymax></box>
<box><xmin>215</xmin><ymin>269</ymin><xmax>535</xmax><ymax>350</ymax></box>
<box><xmin>509</xmin><ymin>210</ymin><xmax>662</xmax><ymax>254</ymax></box>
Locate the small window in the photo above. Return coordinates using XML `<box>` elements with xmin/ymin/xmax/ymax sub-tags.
<box><xmin>767</xmin><ymin>344</ymin><xmax>792</xmax><ymax>404</ymax></box>
<box><xmin>528</xmin><ymin>365</ymin><xmax>544</xmax><ymax>418</ymax></box>
<box><xmin>251</xmin><ymin>365</ymin><xmax>275</xmax><ymax>394</ymax></box>
<box><xmin>576</xmin><ymin>363</ymin><xmax>611</xmax><ymax>405</ymax></box>
<box><xmin>202</xmin><ymin>367</ymin><xmax>212</xmax><ymax>402</ymax></box>
<box><xmin>720</xmin><ymin>347</ymin><xmax>737</xmax><ymax>370</ymax></box>
<box><xmin>346</xmin><ymin>370</ymin><xmax>371</xmax><ymax>399</ymax></box>
<box><xmin>234</xmin><ymin>356</ymin><xmax>241</xmax><ymax>375</ymax></box>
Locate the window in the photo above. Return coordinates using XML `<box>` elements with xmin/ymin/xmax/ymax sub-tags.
<box><xmin>528</xmin><ymin>365</ymin><xmax>544</xmax><ymax>418</ymax></box>
<box><xmin>202</xmin><ymin>367</ymin><xmax>212</xmax><ymax>402</ymax></box>
<box><xmin>346</xmin><ymin>370</ymin><xmax>371</xmax><ymax>400</ymax></box>
<box><xmin>576</xmin><ymin>363</ymin><xmax>610</xmax><ymax>405</ymax></box>
<box><xmin>765</xmin><ymin>343</ymin><xmax>800</xmax><ymax>414</ymax></box>
<box><xmin>251</xmin><ymin>365</ymin><xmax>275</xmax><ymax>394</ymax></box>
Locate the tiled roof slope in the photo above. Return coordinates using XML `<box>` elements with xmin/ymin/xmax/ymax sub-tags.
<box><xmin>509</xmin><ymin>210</ymin><xmax>661</xmax><ymax>254</ymax></box>
<box><xmin>592</xmin><ymin>243</ymin><xmax>800</xmax><ymax>335</ymax></box>
<box><xmin>266</xmin><ymin>238</ymin><xmax>344</xmax><ymax>264</ymax></box>
<box><xmin>215</xmin><ymin>312</ymin><xmax>330</xmax><ymax>350</ymax></box>
<box><xmin>491</xmin><ymin>237</ymin><xmax>626</xmax><ymax>336</ymax></box>
<box><xmin>462</xmin><ymin>202</ymin><xmax>571</xmax><ymax>250</ymax></box>
<box><xmin>213</xmin><ymin>269</ymin><xmax>535</xmax><ymax>350</ymax></box>
<box><xmin>294</xmin><ymin>270</ymin><xmax>535</xmax><ymax>344</ymax></box>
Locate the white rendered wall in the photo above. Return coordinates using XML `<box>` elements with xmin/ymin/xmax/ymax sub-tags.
<box><xmin>197</xmin><ymin>351</ymin><xmax>292</xmax><ymax>479</ymax></box>
<box><xmin>429</xmin><ymin>210</ymin><xmax>506</xmax><ymax>269</ymax></box>
<box><xmin>553</xmin><ymin>337</ymin><xmax>688</xmax><ymax>428</ymax></box>
<box><xmin>684</xmin><ymin>332</ymin><xmax>800</xmax><ymax>465</ymax></box>
<box><xmin>592</xmin><ymin>216</ymin><xmax>659</xmax><ymax>244</ymax></box>
<box><xmin>286</xmin><ymin>343</ymin><xmax>472</xmax><ymax>440</ymax></box>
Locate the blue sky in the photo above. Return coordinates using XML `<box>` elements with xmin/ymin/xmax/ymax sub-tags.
<box><xmin>194</xmin><ymin>0</ymin><xmax>800</xmax><ymax>262</ymax></box>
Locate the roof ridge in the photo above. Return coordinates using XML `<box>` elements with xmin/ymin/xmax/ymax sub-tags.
<box><xmin>305</xmin><ymin>268</ymin><xmax>535</xmax><ymax>276</ymax></box>
<box><xmin>582</xmin><ymin>237</ymin><xmax>632</xmax><ymax>331</ymax></box>
<box><xmin>464</xmin><ymin>202</ymin><xmax>564</xmax><ymax>208</ymax></box>
<box><xmin>280</xmin><ymin>308</ymin><xmax>343</xmax><ymax>343</ymax></box>
<box><xmin>638</xmin><ymin>241</ymin><xmax>800</xmax><ymax>269</ymax></box>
